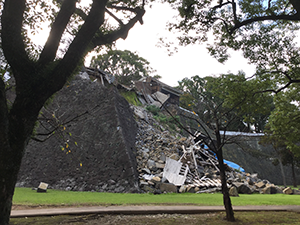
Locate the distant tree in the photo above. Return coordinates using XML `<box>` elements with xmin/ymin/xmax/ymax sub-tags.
<box><xmin>177</xmin><ymin>73</ymin><xmax>274</xmax><ymax>221</ymax></box>
<box><xmin>178</xmin><ymin>74</ymin><xmax>273</xmax><ymax>132</ymax></box>
<box><xmin>262</xmin><ymin>87</ymin><xmax>300</xmax><ymax>187</ymax></box>
<box><xmin>0</xmin><ymin>1</ymin><xmax>146</xmax><ymax>223</ymax></box>
<box><xmin>90</xmin><ymin>49</ymin><xmax>157</xmax><ymax>85</ymax></box>
<box><xmin>260</xmin><ymin>124</ymin><xmax>300</xmax><ymax>187</ymax></box>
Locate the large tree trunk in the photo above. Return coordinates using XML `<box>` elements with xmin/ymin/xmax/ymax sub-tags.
<box><xmin>0</xmin><ymin>147</ymin><xmax>23</xmax><ymax>224</ymax></box>
<box><xmin>0</xmin><ymin>92</ymin><xmax>41</xmax><ymax>224</ymax></box>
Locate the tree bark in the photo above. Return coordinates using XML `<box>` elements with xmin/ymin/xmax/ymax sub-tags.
<box><xmin>216</xmin><ymin>148</ymin><xmax>235</xmax><ymax>222</ymax></box>
<box><xmin>214</xmin><ymin>125</ymin><xmax>235</xmax><ymax>222</ymax></box>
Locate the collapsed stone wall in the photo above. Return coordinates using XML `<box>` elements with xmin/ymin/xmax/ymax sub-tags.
<box><xmin>177</xmin><ymin>106</ymin><xmax>300</xmax><ymax>185</ymax></box>
<box><xmin>17</xmin><ymin>75</ymin><xmax>139</xmax><ymax>192</ymax></box>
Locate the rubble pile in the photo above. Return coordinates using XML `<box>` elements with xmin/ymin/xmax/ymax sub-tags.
<box><xmin>133</xmin><ymin>106</ymin><xmax>300</xmax><ymax>195</ymax></box>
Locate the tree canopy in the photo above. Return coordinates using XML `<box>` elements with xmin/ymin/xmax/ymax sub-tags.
<box><xmin>167</xmin><ymin>0</ymin><xmax>300</xmax><ymax>93</ymax></box>
<box><xmin>90</xmin><ymin>49</ymin><xmax>157</xmax><ymax>85</ymax></box>
<box><xmin>178</xmin><ymin>73</ymin><xmax>273</xmax><ymax>133</ymax></box>
<box><xmin>0</xmin><ymin>0</ymin><xmax>146</xmax><ymax>223</ymax></box>
<box><xmin>268</xmin><ymin>87</ymin><xmax>300</xmax><ymax>157</ymax></box>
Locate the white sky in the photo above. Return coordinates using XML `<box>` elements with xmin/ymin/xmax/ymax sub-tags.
<box><xmin>113</xmin><ymin>3</ymin><xmax>256</xmax><ymax>86</ymax></box>
<box><xmin>31</xmin><ymin>3</ymin><xmax>256</xmax><ymax>87</ymax></box>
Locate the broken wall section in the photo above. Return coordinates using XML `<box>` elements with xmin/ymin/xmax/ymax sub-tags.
<box><xmin>17</xmin><ymin>75</ymin><xmax>139</xmax><ymax>192</ymax></box>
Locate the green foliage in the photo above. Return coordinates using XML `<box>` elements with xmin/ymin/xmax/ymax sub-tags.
<box><xmin>177</xmin><ymin>74</ymin><xmax>274</xmax><ymax>133</ymax></box>
<box><xmin>119</xmin><ymin>90</ymin><xmax>142</xmax><ymax>106</ymax></box>
<box><xmin>167</xmin><ymin>0</ymin><xmax>300</xmax><ymax>93</ymax></box>
<box><xmin>146</xmin><ymin>105</ymin><xmax>161</xmax><ymax>116</ymax></box>
<box><xmin>266</xmin><ymin>87</ymin><xmax>300</xmax><ymax>157</ymax></box>
<box><xmin>90</xmin><ymin>49</ymin><xmax>157</xmax><ymax>86</ymax></box>
<box><xmin>146</xmin><ymin>105</ymin><xmax>180</xmax><ymax>132</ymax></box>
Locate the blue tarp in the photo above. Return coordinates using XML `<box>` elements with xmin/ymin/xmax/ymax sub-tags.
<box><xmin>202</xmin><ymin>145</ymin><xmax>245</xmax><ymax>172</ymax></box>
<box><xmin>223</xmin><ymin>159</ymin><xmax>245</xmax><ymax>172</ymax></box>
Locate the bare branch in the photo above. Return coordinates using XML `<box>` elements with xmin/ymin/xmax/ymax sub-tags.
<box><xmin>230</xmin><ymin>14</ymin><xmax>300</xmax><ymax>34</ymax></box>
<box><xmin>90</xmin><ymin>7</ymin><xmax>145</xmax><ymax>48</ymax></box>
<box><xmin>212</xmin><ymin>1</ymin><xmax>231</xmax><ymax>10</ymax></box>
<box><xmin>105</xmin><ymin>8</ymin><xmax>124</xmax><ymax>26</ymax></box>
<box><xmin>1</xmin><ymin>0</ymin><xmax>31</xmax><ymax>77</ymax></box>
<box><xmin>39</xmin><ymin>0</ymin><xmax>77</xmax><ymax>65</ymax></box>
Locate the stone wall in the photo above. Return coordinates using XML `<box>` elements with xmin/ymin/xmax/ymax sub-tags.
<box><xmin>17</xmin><ymin>75</ymin><xmax>139</xmax><ymax>192</ymax></box>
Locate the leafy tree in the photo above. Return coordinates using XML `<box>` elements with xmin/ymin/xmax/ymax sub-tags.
<box><xmin>0</xmin><ymin>0</ymin><xmax>146</xmax><ymax>223</ymax></box>
<box><xmin>178</xmin><ymin>74</ymin><xmax>273</xmax><ymax>132</ymax></box>
<box><xmin>90</xmin><ymin>49</ymin><xmax>157</xmax><ymax>85</ymax></box>
<box><xmin>167</xmin><ymin>0</ymin><xmax>300</xmax><ymax>93</ymax></box>
<box><xmin>267</xmin><ymin>86</ymin><xmax>300</xmax><ymax>157</ymax></box>
<box><xmin>177</xmin><ymin>73</ymin><xmax>273</xmax><ymax>221</ymax></box>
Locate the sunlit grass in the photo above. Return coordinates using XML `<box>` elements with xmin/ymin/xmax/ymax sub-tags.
<box><xmin>13</xmin><ymin>188</ymin><xmax>300</xmax><ymax>207</ymax></box>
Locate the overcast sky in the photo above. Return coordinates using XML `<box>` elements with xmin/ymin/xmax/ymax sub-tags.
<box><xmin>113</xmin><ymin>3</ymin><xmax>256</xmax><ymax>86</ymax></box>
<box><xmin>31</xmin><ymin>3</ymin><xmax>257</xmax><ymax>87</ymax></box>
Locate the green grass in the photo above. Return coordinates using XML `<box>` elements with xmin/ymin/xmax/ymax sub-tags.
<box><xmin>12</xmin><ymin>188</ymin><xmax>300</xmax><ymax>207</ymax></box>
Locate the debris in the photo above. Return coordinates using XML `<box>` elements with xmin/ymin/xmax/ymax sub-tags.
<box><xmin>37</xmin><ymin>182</ymin><xmax>49</xmax><ymax>193</ymax></box>
<box><xmin>135</xmin><ymin>105</ymin><xmax>288</xmax><ymax>195</ymax></box>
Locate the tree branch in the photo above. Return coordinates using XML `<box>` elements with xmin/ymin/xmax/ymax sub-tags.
<box><xmin>39</xmin><ymin>0</ymin><xmax>77</xmax><ymax>65</ymax></box>
<box><xmin>90</xmin><ymin>7</ymin><xmax>145</xmax><ymax>48</ymax></box>
<box><xmin>0</xmin><ymin>78</ymin><xmax>9</xmax><ymax>146</ymax></box>
<box><xmin>105</xmin><ymin>8</ymin><xmax>124</xmax><ymax>26</ymax></box>
<box><xmin>1</xmin><ymin>0</ymin><xmax>31</xmax><ymax>78</ymax></box>
<box><xmin>229</xmin><ymin>14</ymin><xmax>300</xmax><ymax>34</ymax></box>
<box><xmin>33</xmin><ymin>110</ymin><xmax>89</xmax><ymax>142</ymax></box>
<box><xmin>46</xmin><ymin>0</ymin><xmax>108</xmax><ymax>96</ymax></box>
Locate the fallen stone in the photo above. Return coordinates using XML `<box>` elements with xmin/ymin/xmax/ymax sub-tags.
<box><xmin>155</xmin><ymin>162</ymin><xmax>165</xmax><ymax>169</ymax></box>
<box><xmin>151</xmin><ymin>177</ymin><xmax>161</xmax><ymax>183</ymax></box>
<box><xmin>179</xmin><ymin>185</ymin><xmax>187</xmax><ymax>193</ymax></box>
<box><xmin>293</xmin><ymin>189</ymin><xmax>300</xmax><ymax>195</ymax></box>
<box><xmin>169</xmin><ymin>153</ymin><xmax>180</xmax><ymax>161</ymax></box>
<box><xmin>255</xmin><ymin>181</ymin><xmax>266</xmax><ymax>189</ymax></box>
<box><xmin>229</xmin><ymin>186</ymin><xmax>239</xmax><ymax>197</ymax></box>
<box><xmin>159</xmin><ymin>183</ymin><xmax>177</xmax><ymax>193</ymax></box>
<box><xmin>283</xmin><ymin>187</ymin><xmax>293</xmax><ymax>195</ymax></box>
<box><xmin>261</xmin><ymin>186</ymin><xmax>277</xmax><ymax>194</ymax></box>
<box><xmin>37</xmin><ymin>182</ymin><xmax>48</xmax><ymax>193</ymax></box>
<box><xmin>233</xmin><ymin>182</ymin><xmax>252</xmax><ymax>194</ymax></box>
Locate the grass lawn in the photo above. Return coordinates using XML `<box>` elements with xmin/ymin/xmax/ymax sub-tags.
<box><xmin>13</xmin><ymin>187</ymin><xmax>300</xmax><ymax>207</ymax></box>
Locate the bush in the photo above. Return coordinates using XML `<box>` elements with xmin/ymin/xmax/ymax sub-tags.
<box><xmin>120</xmin><ymin>91</ymin><xmax>142</xmax><ymax>106</ymax></box>
<box><xmin>146</xmin><ymin>105</ymin><xmax>161</xmax><ymax>116</ymax></box>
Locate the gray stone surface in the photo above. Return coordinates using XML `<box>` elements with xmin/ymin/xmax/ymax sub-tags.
<box><xmin>17</xmin><ymin>75</ymin><xmax>139</xmax><ymax>192</ymax></box>
<box><xmin>229</xmin><ymin>186</ymin><xmax>239</xmax><ymax>197</ymax></box>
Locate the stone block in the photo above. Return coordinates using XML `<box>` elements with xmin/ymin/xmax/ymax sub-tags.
<box><xmin>37</xmin><ymin>182</ymin><xmax>49</xmax><ymax>193</ymax></box>
<box><xmin>261</xmin><ymin>186</ymin><xmax>277</xmax><ymax>194</ymax></box>
<box><xmin>229</xmin><ymin>186</ymin><xmax>239</xmax><ymax>197</ymax></box>
<box><xmin>159</xmin><ymin>183</ymin><xmax>177</xmax><ymax>193</ymax></box>
<box><xmin>283</xmin><ymin>187</ymin><xmax>293</xmax><ymax>195</ymax></box>
<box><xmin>255</xmin><ymin>181</ymin><xmax>266</xmax><ymax>189</ymax></box>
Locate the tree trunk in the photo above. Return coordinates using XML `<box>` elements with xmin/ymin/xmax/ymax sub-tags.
<box><xmin>0</xmin><ymin>144</ymin><xmax>27</xmax><ymax>224</ymax></box>
<box><xmin>0</xmin><ymin>160</ymin><xmax>20</xmax><ymax>224</ymax></box>
<box><xmin>278</xmin><ymin>158</ymin><xmax>287</xmax><ymax>187</ymax></box>
<box><xmin>216</xmin><ymin>148</ymin><xmax>235</xmax><ymax>222</ymax></box>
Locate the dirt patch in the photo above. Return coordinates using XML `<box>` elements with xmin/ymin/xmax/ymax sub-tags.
<box><xmin>10</xmin><ymin>212</ymin><xmax>300</xmax><ymax>225</ymax></box>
